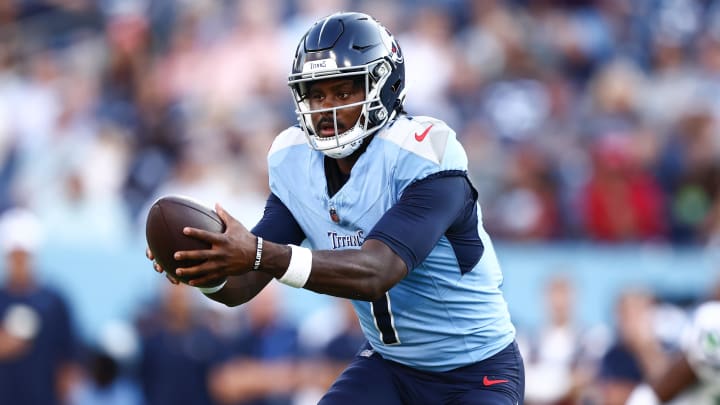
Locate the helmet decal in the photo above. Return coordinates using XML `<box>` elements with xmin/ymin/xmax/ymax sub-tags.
<box><xmin>302</xmin><ymin>58</ymin><xmax>339</xmax><ymax>76</ymax></box>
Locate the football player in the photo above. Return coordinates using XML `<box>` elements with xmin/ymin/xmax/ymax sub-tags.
<box><xmin>626</xmin><ymin>301</ymin><xmax>720</xmax><ymax>405</ymax></box>
<box><xmin>148</xmin><ymin>12</ymin><xmax>524</xmax><ymax>404</ymax></box>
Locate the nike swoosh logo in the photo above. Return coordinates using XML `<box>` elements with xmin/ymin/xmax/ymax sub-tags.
<box><xmin>483</xmin><ymin>376</ymin><xmax>509</xmax><ymax>386</ymax></box>
<box><xmin>414</xmin><ymin>124</ymin><xmax>433</xmax><ymax>142</ymax></box>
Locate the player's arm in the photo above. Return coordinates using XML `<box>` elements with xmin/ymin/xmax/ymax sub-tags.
<box><xmin>626</xmin><ymin>353</ymin><xmax>699</xmax><ymax>405</ymax></box>
<box><xmin>651</xmin><ymin>353</ymin><xmax>698</xmax><ymax>401</ymax></box>
<box><xmin>206</xmin><ymin>193</ymin><xmax>306</xmax><ymax>306</ymax></box>
<box><xmin>177</xmin><ymin>173</ymin><xmax>478</xmax><ymax>301</ymax></box>
<box><xmin>297</xmin><ymin>173</ymin><xmax>479</xmax><ymax>300</ymax></box>
<box><xmin>204</xmin><ymin>193</ymin><xmax>306</xmax><ymax>306</ymax></box>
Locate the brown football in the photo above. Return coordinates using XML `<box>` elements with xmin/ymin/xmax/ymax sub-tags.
<box><xmin>145</xmin><ymin>195</ymin><xmax>225</xmax><ymax>284</ymax></box>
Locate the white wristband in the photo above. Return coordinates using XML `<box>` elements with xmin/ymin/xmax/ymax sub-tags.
<box><xmin>278</xmin><ymin>245</ymin><xmax>312</xmax><ymax>288</ymax></box>
<box><xmin>196</xmin><ymin>279</ymin><xmax>228</xmax><ymax>294</ymax></box>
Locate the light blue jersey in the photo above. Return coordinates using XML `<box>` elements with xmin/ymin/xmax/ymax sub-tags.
<box><xmin>267</xmin><ymin>115</ymin><xmax>515</xmax><ymax>372</ymax></box>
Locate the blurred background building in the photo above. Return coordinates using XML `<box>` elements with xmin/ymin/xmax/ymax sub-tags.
<box><xmin>0</xmin><ymin>0</ymin><xmax>719</xmax><ymax>404</ymax></box>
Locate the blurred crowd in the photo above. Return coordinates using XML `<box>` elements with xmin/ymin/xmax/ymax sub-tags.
<box><xmin>1</xmin><ymin>0</ymin><xmax>720</xmax><ymax>404</ymax></box>
<box><xmin>0</xmin><ymin>206</ymin><xmax>366</xmax><ymax>405</ymax></box>
<box><xmin>1</xmin><ymin>0</ymin><xmax>720</xmax><ymax>246</ymax></box>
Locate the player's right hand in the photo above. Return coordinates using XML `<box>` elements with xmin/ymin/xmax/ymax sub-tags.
<box><xmin>146</xmin><ymin>247</ymin><xmax>179</xmax><ymax>285</ymax></box>
<box><xmin>172</xmin><ymin>204</ymin><xmax>257</xmax><ymax>286</ymax></box>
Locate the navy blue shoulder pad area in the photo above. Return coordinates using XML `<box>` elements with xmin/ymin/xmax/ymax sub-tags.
<box><xmin>366</xmin><ymin>171</ymin><xmax>483</xmax><ymax>274</ymax></box>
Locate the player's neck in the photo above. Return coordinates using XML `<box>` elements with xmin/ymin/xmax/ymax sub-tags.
<box><xmin>335</xmin><ymin>157</ymin><xmax>354</xmax><ymax>175</ymax></box>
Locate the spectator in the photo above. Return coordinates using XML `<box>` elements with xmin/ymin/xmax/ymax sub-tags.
<box><xmin>521</xmin><ymin>274</ymin><xmax>599</xmax><ymax>405</ymax></box>
<box><xmin>137</xmin><ymin>283</ymin><xmax>224</xmax><ymax>405</ymax></box>
<box><xmin>2</xmin><ymin>0</ymin><xmax>720</xmax><ymax>244</ymax></box>
<box><xmin>0</xmin><ymin>208</ymin><xmax>79</xmax><ymax>405</ymax></box>
<box><xmin>657</xmin><ymin>108</ymin><xmax>720</xmax><ymax>243</ymax></box>
<box><xmin>581</xmin><ymin>134</ymin><xmax>667</xmax><ymax>242</ymax></box>
<box><xmin>487</xmin><ymin>143</ymin><xmax>561</xmax><ymax>240</ymax></box>
<box><xmin>208</xmin><ymin>284</ymin><xmax>301</xmax><ymax>405</ymax></box>
<box><xmin>596</xmin><ymin>288</ymin><xmax>670</xmax><ymax>405</ymax></box>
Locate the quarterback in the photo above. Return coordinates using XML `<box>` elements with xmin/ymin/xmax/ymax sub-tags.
<box><xmin>149</xmin><ymin>12</ymin><xmax>525</xmax><ymax>405</ymax></box>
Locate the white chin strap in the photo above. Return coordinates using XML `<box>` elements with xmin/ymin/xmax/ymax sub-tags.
<box><xmin>311</xmin><ymin>122</ymin><xmax>367</xmax><ymax>159</ymax></box>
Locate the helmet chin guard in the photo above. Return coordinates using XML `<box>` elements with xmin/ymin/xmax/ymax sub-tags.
<box><xmin>288</xmin><ymin>12</ymin><xmax>405</xmax><ymax>159</ymax></box>
<box><xmin>308</xmin><ymin>120</ymin><xmax>366</xmax><ymax>159</ymax></box>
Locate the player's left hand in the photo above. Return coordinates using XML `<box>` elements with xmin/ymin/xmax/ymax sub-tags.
<box><xmin>146</xmin><ymin>247</ymin><xmax>180</xmax><ymax>285</ymax></box>
<box><xmin>173</xmin><ymin>203</ymin><xmax>256</xmax><ymax>286</ymax></box>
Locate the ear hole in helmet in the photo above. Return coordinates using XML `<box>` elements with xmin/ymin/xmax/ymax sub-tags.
<box><xmin>372</xmin><ymin>62</ymin><xmax>389</xmax><ymax>79</ymax></box>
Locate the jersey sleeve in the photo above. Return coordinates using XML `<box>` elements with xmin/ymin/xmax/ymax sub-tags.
<box><xmin>365</xmin><ymin>172</ymin><xmax>483</xmax><ymax>273</ymax></box>
<box><xmin>251</xmin><ymin>193</ymin><xmax>306</xmax><ymax>245</ymax></box>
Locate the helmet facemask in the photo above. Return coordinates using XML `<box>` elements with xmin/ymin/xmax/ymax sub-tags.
<box><xmin>289</xmin><ymin>60</ymin><xmax>395</xmax><ymax>159</ymax></box>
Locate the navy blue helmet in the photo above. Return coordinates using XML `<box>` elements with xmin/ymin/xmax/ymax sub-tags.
<box><xmin>288</xmin><ymin>12</ymin><xmax>406</xmax><ymax>158</ymax></box>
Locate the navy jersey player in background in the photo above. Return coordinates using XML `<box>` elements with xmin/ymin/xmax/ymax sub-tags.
<box><xmin>148</xmin><ymin>12</ymin><xmax>525</xmax><ymax>405</ymax></box>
